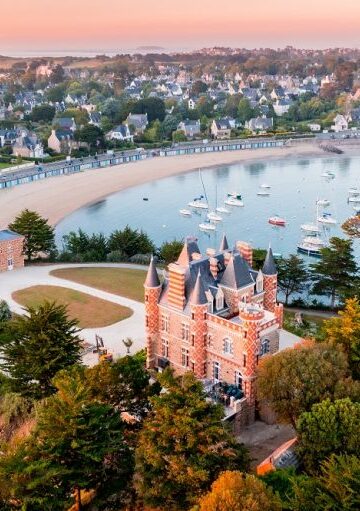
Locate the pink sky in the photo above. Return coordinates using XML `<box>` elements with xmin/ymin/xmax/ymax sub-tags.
<box><xmin>1</xmin><ymin>0</ymin><xmax>360</xmax><ymax>53</ymax></box>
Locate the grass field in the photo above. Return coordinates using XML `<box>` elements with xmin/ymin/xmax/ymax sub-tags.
<box><xmin>12</xmin><ymin>285</ymin><xmax>133</xmax><ymax>328</ymax></box>
<box><xmin>50</xmin><ymin>267</ymin><xmax>147</xmax><ymax>303</ymax></box>
<box><xmin>0</xmin><ymin>163</ymin><xmax>13</xmax><ymax>170</ymax></box>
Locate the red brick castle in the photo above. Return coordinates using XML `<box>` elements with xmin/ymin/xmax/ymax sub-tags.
<box><xmin>144</xmin><ymin>235</ymin><xmax>283</xmax><ymax>425</ymax></box>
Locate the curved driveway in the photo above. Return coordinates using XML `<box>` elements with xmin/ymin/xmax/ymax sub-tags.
<box><xmin>0</xmin><ymin>263</ymin><xmax>146</xmax><ymax>366</ymax></box>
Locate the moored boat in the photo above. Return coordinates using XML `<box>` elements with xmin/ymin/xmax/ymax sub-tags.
<box><xmin>225</xmin><ymin>194</ymin><xmax>244</xmax><ymax>207</ymax></box>
<box><xmin>260</xmin><ymin>183</ymin><xmax>271</xmax><ymax>189</ymax></box>
<box><xmin>301</xmin><ymin>223</ymin><xmax>320</xmax><ymax>234</ymax></box>
<box><xmin>268</xmin><ymin>216</ymin><xmax>286</xmax><ymax>226</ymax></box>
<box><xmin>257</xmin><ymin>189</ymin><xmax>270</xmax><ymax>196</ymax></box>
<box><xmin>188</xmin><ymin>199</ymin><xmax>208</xmax><ymax>209</ymax></box>
<box><xmin>316</xmin><ymin>199</ymin><xmax>330</xmax><ymax>207</ymax></box>
<box><xmin>348</xmin><ymin>196</ymin><xmax>360</xmax><ymax>203</ymax></box>
<box><xmin>179</xmin><ymin>209</ymin><xmax>192</xmax><ymax>216</ymax></box>
<box><xmin>297</xmin><ymin>236</ymin><xmax>325</xmax><ymax>258</ymax></box>
<box><xmin>199</xmin><ymin>222</ymin><xmax>216</xmax><ymax>231</ymax></box>
<box><xmin>207</xmin><ymin>211</ymin><xmax>223</xmax><ymax>222</ymax></box>
<box><xmin>216</xmin><ymin>206</ymin><xmax>230</xmax><ymax>214</ymax></box>
<box><xmin>318</xmin><ymin>212</ymin><xmax>337</xmax><ymax>225</ymax></box>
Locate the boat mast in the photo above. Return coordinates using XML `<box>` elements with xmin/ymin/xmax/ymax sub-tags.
<box><xmin>199</xmin><ymin>168</ymin><xmax>209</xmax><ymax>205</ymax></box>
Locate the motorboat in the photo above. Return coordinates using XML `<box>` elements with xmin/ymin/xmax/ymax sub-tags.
<box><xmin>317</xmin><ymin>199</ymin><xmax>330</xmax><ymax>207</ymax></box>
<box><xmin>228</xmin><ymin>191</ymin><xmax>242</xmax><ymax>198</ymax></box>
<box><xmin>297</xmin><ymin>236</ymin><xmax>325</xmax><ymax>258</ymax></box>
<box><xmin>353</xmin><ymin>206</ymin><xmax>360</xmax><ymax>214</ymax></box>
<box><xmin>179</xmin><ymin>209</ymin><xmax>192</xmax><ymax>216</ymax></box>
<box><xmin>318</xmin><ymin>212</ymin><xmax>337</xmax><ymax>225</ymax></box>
<box><xmin>260</xmin><ymin>183</ymin><xmax>271</xmax><ymax>189</ymax></box>
<box><xmin>207</xmin><ymin>211</ymin><xmax>223</xmax><ymax>222</ymax></box>
<box><xmin>268</xmin><ymin>216</ymin><xmax>286</xmax><ymax>226</ymax></box>
<box><xmin>199</xmin><ymin>222</ymin><xmax>216</xmax><ymax>231</ymax></box>
<box><xmin>301</xmin><ymin>223</ymin><xmax>320</xmax><ymax>234</ymax></box>
<box><xmin>348</xmin><ymin>196</ymin><xmax>360</xmax><ymax>203</ymax></box>
<box><xmin>321</xmin><ymin>171</ymin><xmax>335</xmax><ymax>178</ymax></box>
<box><xmin>349</xmin><ymin>187</ymin><xmax>360</xmax><ymax>196</ymax></box>
<box><xmin>188</xmin><ymin>199</ymin><xmax>208</xmax><ymax>209</ymax></box>
<box><xmin>216</xmin><ymin>206</ymin><xmax>230</xmax><ymax>214</ymax></box>
<box><xmin>225</xmin><ymin>194</ymin><xmax>244</xmax><ymax>207</ymax></box>
<box><xmin>257</xmin><ymin>189</ymin><xmax>270</xmax><ymax>196</ymax></box>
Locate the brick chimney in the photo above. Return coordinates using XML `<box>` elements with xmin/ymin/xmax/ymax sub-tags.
<box><xmin>167</xmin><ymin>263</ymin><xmax>186</xmax><ymax>309</ymax></box>
<box><xmin>237</xmin><ymin>241</ymin><xmax>253</xmax><ymax>267</ymax></box>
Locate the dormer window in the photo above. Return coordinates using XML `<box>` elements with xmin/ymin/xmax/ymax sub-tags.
<box><xmin>256</xmin><ymin>271</ymin><xmax>264</xmax><ymax>293</ymax></box>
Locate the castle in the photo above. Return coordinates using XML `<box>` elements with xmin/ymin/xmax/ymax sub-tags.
<box><xmin>144</xmin><ymin>235</ymin><xmax>283</xmax><ymax>425</ymax></box>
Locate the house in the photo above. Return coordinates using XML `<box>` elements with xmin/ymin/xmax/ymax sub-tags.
<box><xmin>88</xmin><ymin>112</ymin><xmax>102</xmax><ymax>127</ymax></box>
<box><xmin>0</xmin><ymin>230</ymin><xmax>24</xmax><ymax>272</ymax></box>
<box><xmin>351</xmin><ymin>108</ymin><xmax>360</xmax><ymax>124</ymax></box>
<box><xmin>273</xmin><ymin>99</ymin><xmax>292</xmax><ymax>116</ymax></box>
<box><xmin>270</xmin><ymin>87</ymin><xmax>285</xmax><ymax>101</ymax></box>
<box><xmin>53</xmin><ymin>117</ymin><xmax>77</xmax><ymax>132</ymax></box>
<box><xmin>308</xmin><ymin>123</ymin><xmax>321</xmax><ymax>132</ymax></box>
<box><xmin>331</xmin><ymin>114</ymin><xmax>349</xmax><ymax>132</ymax></box>
<box><xmin>245</xmin><ymin>117</ymin><xmax>273</xmax><ymax>133</ymax></box>
<box><xmin>125</xmin><ymin>113</ymin><xmax>149</xmax><ymax>134</ymax></box>
<box><xmin>12</xmin><ymin>131</ymin><xmax>46</xmax><ymax>158</ymax></box>
<box><xmin>47</xmin><ymin>129</ymin><xmax>79</xmax><ymax>154</ymax></box>
<box><xmin>144</xmin><ymin>238</ymin><xmax>283</xmax><ymax>427</ymax></box>
<box><xmin>106</xmin><ymin>125</ymin><xmax>133</xmax><ymax>142</ymax></box>
<box><xmin>188</xmin><ymin>98</ymin><xmax>196</xmax><ymax>110</ymax></box>
<box><xmin>0</xmin><ymin>129</ymin><xmax>17</xmax><ymax>148</ymax></box>
<box><xmin>178</xmin><ymin>119</ymin><xmax>201</xmax><ymax>138</ymax></box>
<box><xmin>211</xmin><ymin>118</ymin><xmax>232</xmax><ymax>139</ymax></box>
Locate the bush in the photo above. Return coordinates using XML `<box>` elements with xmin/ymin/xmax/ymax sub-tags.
<box><xmin>0</xmin><ymin>301</ymin><xmax>11</xmax><ymax>323</ymax></box>
<box><xmin>129</xmin><ymin>254</ymin><xmax>151</xmax><ymax>265</ymax></box>
<box><xmin>106</xmin><ymin>250</ymin><xmax>127</xmax><ymax>262</ymax></box>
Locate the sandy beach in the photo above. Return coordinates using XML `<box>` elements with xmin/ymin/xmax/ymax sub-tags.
<box><xmin>0</xmin><ymin>141</ymin><xmax>358</xmax><ymax>228</ymax></box>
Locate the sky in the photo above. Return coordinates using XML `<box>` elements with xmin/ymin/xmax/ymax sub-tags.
<box><xmin>1</xmin><ymin>0</ymin><xmax>360</xmax><ymax>55</ymax></box>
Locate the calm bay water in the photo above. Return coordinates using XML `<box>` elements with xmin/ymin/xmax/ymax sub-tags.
<box><xmin>56</xmin><ymin>155</ymin><xmax>360</xmax><ymax>260</ymax></box>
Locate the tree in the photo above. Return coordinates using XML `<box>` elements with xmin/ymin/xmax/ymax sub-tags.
<box><xmin>195</xmin><ymin>471</ymin><xmax>281</xmax><ymax>511</ymax></box>
<box><xmin>191</xmin><ymin>80</ymin><xmax>208</xmax><ymax>95</ymax></box>
<box><xmin>50</xmin><ymin>64</ymin><xmax>65</xmax><ymax>84</ymax></box>
<box><xmin>143</xmin><ymin>119</ymin><xmax>163</xmax><ymax>142</ymax></box>
<box><xmin>135</xmin><ymin>370</ymin><xmax>249</xmax><ymax>510</ymax></box>
<box><xmin>277</xmin><ymin>255</ymin><xmax>309</xmax><ymax>305</ymax></box>
<box><xmin>322</xmin><ymin>298</ymin><xmax>360</xmax><ymax>380</ymax></box>
<box><xmin>0</xmin><ymin>302</ymin><xmax>81</xmax><ymax>399</ymax></box>
<box><xmin>56</xmin><ymin>108</ymin><xmax>89</xmax><ymax>126</ymax></box>
<box><xmin>237</xmin><ymin>98</ymin><xmax>254</xmax><ymax>123</ymax></box>
<box><xmin>162</xmin><ymin>113</ymin><xmax>182</xmax><ymax>138</ymax></box>
<box><xmin>75</xmin><ymin>124</ymin><xmax>105</xmax><ymax>149</ymax></box>
<box><xmin>132</xmin><ymin>97</ymin><xmax>166</xmax><ymax>122</ymax></box>
<box><xmin>60</xmin><ymin>228</ymin><xmax>108</xmax><ymax>262</ymax></box>
<box><xmin>310</xmin><ymin>237</ymin><xmax>358</xmax><ymax>308</ymax></box>
<box><xmin>172</xmin><ymin>129</ymin><xmax>187</xmax><ymax>142</ymax></box>
<box><xmin>9</xmin><ymin>209</ymin><xmax>55</xmax><ymax>262</ymax></box>
<box><xmin>252</xmin><ymin>248</ymin><xmax>267</xmax><ymax>270</ymax></box>
<box><xmin>46</xmin><ymin>82</ymin><xmax>67</xmax><ymax>103</ymax></box>
<box><xmin>257</xmin><ymin>340</ymin><xmax>349</xmax><ymax>427</ymax></box>
<box><xmin>342</xmin><ymin>215</ymin><xmax>360</xmax><ymax>238</ymax></box>
<box><xmin>0</xmin><ymin>300</ymin><xmax>11</xmax><ymax>323</ymax></box>
<box><xmin>159</xmin><ymin>239</ymin><xmax>183</xmax><ymax>265</ymax></box>
<box><xmin>30</xmin><ymin>104</ymin><xmax>56</xmax><ymax>123</ymax></box>
<box><xmin>108</xmin><ymin>225</ymin><xmax>155</xmax><ymax>258</ymax></box>
<box><xmin>297</xmin><ymin>398</ymin><xmax>360</xmax><ymax>473</ymax></box>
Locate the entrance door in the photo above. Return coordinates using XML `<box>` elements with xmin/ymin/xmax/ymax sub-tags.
<box><xmin>7</xmin><ymin>258</ymin><xmax>13</xmax><ymax>271</ymax></box>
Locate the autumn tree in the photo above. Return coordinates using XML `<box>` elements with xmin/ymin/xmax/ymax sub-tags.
<box><xmin>257</xmin><ymin>340</ymin><xmax>349</xmax><ymax>427</ymax></box>
<box><xmin>0</xmin><ymin>301</ymin><xmax>81</xmax><ymax>399</ymax></box>
<box><xmin>310</xmin><ymin>237</ymin><xmax>358</xmax><ymax>308</ymax></box>
<box><xmin>135</xmin><ymin>370</ymin><xmax>249</xmax><ymax>510</ymax></box>
<box><xmin>297</xmin><ymin>398</ymin><xmax>360</xmax><ymax>473</ymax></box>
<box><xmin>322</xmin><ymin>298</ymin><xmax>360</xmax><ymax>380</ymax></box>
<box><xmin>195</xmin><ymin>471</ymin><xmax>281</xmax><ymax>511</ymax></box>
<box><xmin>342</xmin><ymin>214</ymin><xmax>360</xmax><ymax>238</ymax></box>
<box><xmin>9</xmin><ymin>209</ymin><xmax>56</xmax><ymax>262</ymax></box>
<box><xmin>277</xmin><ymin>255</ymin><xmax>309</xmax><ymax>304</ymax></box>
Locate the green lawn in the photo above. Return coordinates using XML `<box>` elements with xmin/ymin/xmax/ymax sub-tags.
<box><xmin>50</xmin><ymin>267</ymin><xmax>147</xmax><ymax>303</ymax></box>
<box><xmin>12</xmin><ymin>285</ymin><xmax>133</xmax><ymax>328</ymax></box>
<box><xmin>0</xmin><ymin>163</ymin><xmax>13</xmax><ymax>170</ymax></box>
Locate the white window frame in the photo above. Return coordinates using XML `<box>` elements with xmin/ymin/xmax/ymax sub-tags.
<box><xmin>181</xmin><ymin>322</ymin><xmax>190</xmax><ymax>341</ymax></box>
<box><xmin>213</xmin><ymin>361</ymin><xmax>220</xmax><ymax>382</ymax></box>
<box><xmin>161</xmin><ymin>338</ymin><xmax>169</xmax><ymax>358</ymax></box>
<box><xmin>181</xmin><ymin>347</ymin><xmax>189</xmax><ymax>367</ymax></box>
<box><xmin>161</xmin><ymin>314</ymin><xmax>169</xmax><ymax>333</ymax></box>
<box><xmin>223</xmin><ymin>337</ymin><xmax>233</xmax><ymax>355</ymax></box>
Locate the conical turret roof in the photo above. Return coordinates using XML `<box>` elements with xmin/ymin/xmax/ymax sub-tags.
<box><xmin>144</xmin><ymin>256</ymin><xmax>160</xmax><ymax>287</ymax></box>
<box><xmin>190</xmin><ymin>270</ymin><xmax>208</xmax><ymax>305</ymax></box>
<box><xmin>262</xmin><ymin>246</ymin><xmax>277</xmax><ymax>275</ymax></box>
<box><xmin>219</xmin><ymin>234</ymin><xmax>229</xmax><ymax>251</ymax></box>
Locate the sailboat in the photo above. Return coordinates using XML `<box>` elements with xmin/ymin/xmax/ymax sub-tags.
<box><xmin>225</xmin><ymin>193</ymin><xmax>244</xmax><ymax>206</ymax></box>
<box><xmin>298</xmin><ymin>202</ymin><xmax>326</xmax><ymax>257</ymax></box>
<box><xmin>207</xmin><ymin>185</ymin><xmax>223</xmax><ymax>221</ymax></box>
<box><xmin>188</xmin><ymin>169</ymin><xmax>209</xmax><ymax>209</ymax></box>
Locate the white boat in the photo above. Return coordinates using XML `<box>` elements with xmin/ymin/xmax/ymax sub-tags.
<box><xmin>348</xmin><ymin>196</ymin><xmax>360</xmax><ymax>203</ymax></box>
<box><xmin>301</xmin><ymin>223</ymin><xmax>320</xmax><ymax>234</ymax></box>
<box><xmin>199</xmin><ymin>222</ymin><xmax>216</xmax><ymax>231</ymax></box>
<box><xmin>260</xmin><ymin>183</ymin><xmax>271</xmax><ymax>189</ymax></box>
<box><xmin>225</xmin><ymin>197</ymin><xmax>244</xmax><ymax>207</ymax></box>
<box><xmin>257</xmin><ymin>190</ymin><xmax>270</xmax><ymax>196</ymax></box>
<box><xmin>317</xmin><ymin>199</ymin><xmax>330</xmax><ymax>207</ymax></box>
<box><xmin>349</xmin><ymin>187</ymin><xmax>360</xmax><ymax>196</ymax></box>
<box><xmin>188</xmin><ymin>200</ymin><xmax>209</xmax><ymax>209</ymax></box>
<box><xmin>216</xmin><ymin>206</ymin><xmax>230</xmax><ymax>214</ymax></box>
<box><xmin>297</xmin><ymin>236</ymin><xmax>325</xmax><ymax>258</ymax></box>
<box><xmin>207</xmin><ymin>211</ymin><xmax>223</xmax><ymax>222</ymax></box>
<box><xmin>321</xmin><ymin>171</ymin><xmax>335</xmax><ymax>178</ymax></box>
<box><xmin>353</xmin><ymin>206</ymin><xmax>360</xmax><ymax>213</ymax></box>
<box><xmin>179</xmin><ymin>209</ymin><xmax>192</xmax><ymax>216</ymax></box>
<box><xmin>318</xmin><ymin>213</ymin><xmax>337</xmax><ymax>225</ymax></box>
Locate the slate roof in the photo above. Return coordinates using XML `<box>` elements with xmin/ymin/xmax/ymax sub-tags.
<box><xmin>177</xmin><ymin>239</ymin><xmax>201</xmax><ymax>267</ymax></box>
<box><xmin>0</xmin><ymin>229</ymin><xmax>22</xmax><ymax>241</ymax></box>
<box><xmin>214</xmin><ymin>118</ymin><xmax>232</xmax><ymax>130</ymax></box>
<box><xmin>262</xmin><ymin>247</ymin><xmax>277</xmax><ymax>275</ymax></box>
<box><xmin>220</xmin><ymin>253</ymin><xmax>254</xmax><ymax>289</ymax></box>
<box><xmin>219</xmin><ymin>234</ymin><xmax>229</xmax><ymax>251</ymax></box>
<box><xmin>145</xmin><ymin>257</ymin><xmax>160</xmax><ymax>287</ymax></box>
<box><xmin>190</xmin><ymin>271</ymin><xmax>208</xmax><ymax>305</ymax></box>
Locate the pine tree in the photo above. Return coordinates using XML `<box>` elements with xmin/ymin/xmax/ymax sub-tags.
<box><xmin>135</xmin><ymin>370</ymin><xmax>249</xmax><ymax>510</ymax></box>
<box><xmin>0</xmin><ymin>301</ymin><xmax>81</xmax><ymax>399</ymax></box>
<box><xmin>9</xmin><ymin>209</ymin><xmax>55</xmax><ymax>262</ymax></box>
<box><xmin>277</xmin><ymin>255</ymin><xmax>309</xmax><ymax>304</ymax></box>
<box><xmin>310</xmin><ymin>237</ymin><xmax>358</xmax><ymax>308</ymax></box>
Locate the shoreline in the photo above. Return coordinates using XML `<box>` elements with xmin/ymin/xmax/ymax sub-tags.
<box><xmin>1</xmin><ymin>142</ymin><xmax>359</xmax><ymax>228</ymax></box>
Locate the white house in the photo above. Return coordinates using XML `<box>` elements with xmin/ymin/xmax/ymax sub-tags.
<box><xmin>331</xmin><ymin>114</ymin><xmax>349</xmax><ymax>132</ymax></box>
<box><xmin>106</xmin><ymin>125</ymin><xmax>133</xmax><ymax>142</ymax></box>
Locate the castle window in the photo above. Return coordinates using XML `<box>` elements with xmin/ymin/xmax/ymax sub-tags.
<box><xmin>181</xmin><ymin>348</ymin><xmax>189</xmax><ymax>367</ymax></box>
<box><xmin>256</xmin><ymin>272</ymin><xmax>264</xmax><ymax>293</ymax></box>
<box><xmin>223</xmin><ymin>338</ymin><xmax>233</xmax><ymax>355</ymax></box>
<box><xmin>213</xmin><ymin>361</ymin><xmax>220</xmax><ymax>382</ymax></box>
<box><xmin>181</xmin><ymin>323</ymin><xmax>190</xmax><ymax>341</ymax></box>
<box><xmin>208</xmin><ymin>300</ymin><xmax>213</xmax><ymax>313</ymax></box>
<box><xmin>235</xmin><ymin>371</ymin><xmax>243</xmax><ymax>390</ymax></box>
<box><xmin>145</xmin><ymin>295</ymin><xmax>149</xmax><ymax>302</ymax></box>
<box><xmin>260</xmin><ymin>338</ymin><xmax>270</xmax><ymax>356</ymax></box>
<box><xmin>161</xmin><ymin>314</ymin><xmax>169</xmax><ymax>333</ymax></box>
<box><xmin>216</xmin><ymin>291</ymin><xmax>224</xmax><ymax>310</ymax></box>
<box><xmin>145</xmin><ymin>316</ymin><xmax>149</xmax><ymax>327</ymax></box>
<box><xmin>161</xmin><ymin>338</ymin><xmax>169</xmax><ymax>358</ymax></box>
<box><xmin>243</xmin><ymin>354</ymin><xmax>247</xmax><ymax>367</ymax></box>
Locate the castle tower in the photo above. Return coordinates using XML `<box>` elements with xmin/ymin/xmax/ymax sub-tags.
<box><xmin>239</xmin><ymin>304</ymin><xmax>265</xmax><ymax>423</ymax></box>
<box><xmin>144</xmin><ymin>257</ymin><xmax>161</xmax><ymax>369</ymax></box>
<box><xmin>262</xmin><ymin>246</ymin><xmax>277</xmax><ymax>313</ymax></box>
<box><xmin>189</xmin><ymin>271</ymin><xmax>208</xmax><ymax>378</ymax></box>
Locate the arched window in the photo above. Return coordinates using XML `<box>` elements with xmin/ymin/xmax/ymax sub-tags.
<box><xmin>260</xmin><ymin>338</ymin><xmax>270</xmax><ymax>356</ymax></box>
<box><xmin>223</xmin><ymin>338</ymin><xmax>233</xmax><ymax>355</ymax></box>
